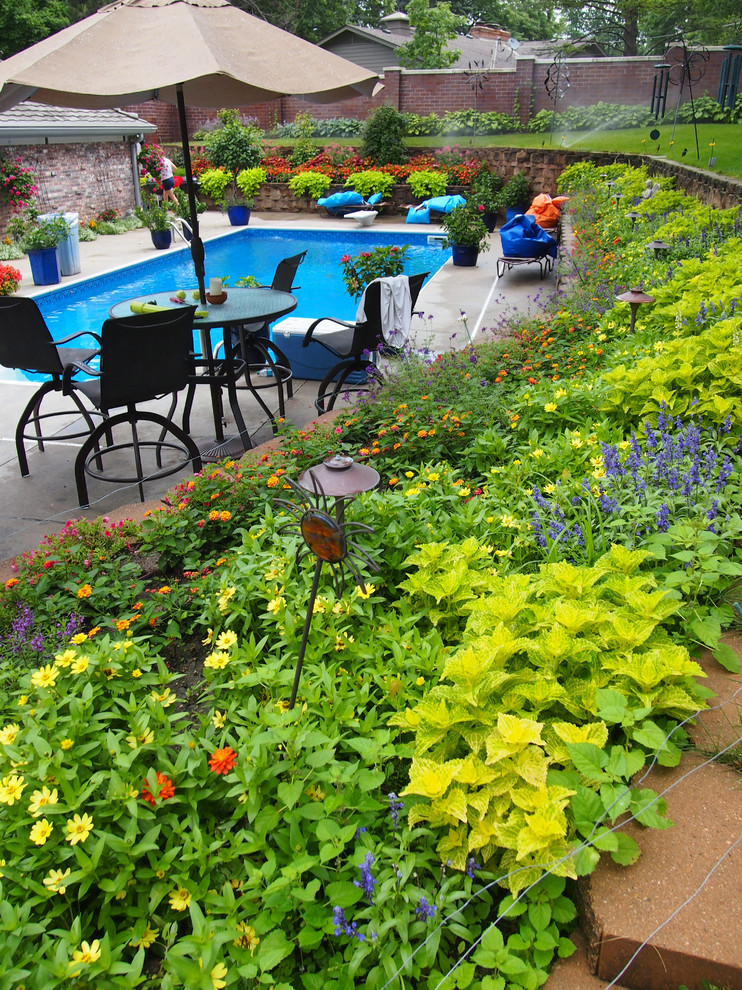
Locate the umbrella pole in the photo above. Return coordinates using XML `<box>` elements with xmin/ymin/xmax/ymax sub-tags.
<box><xmin>176</xmin><ymin>83</ymin><xmax>206</xmax><ymax>304</ymax></box>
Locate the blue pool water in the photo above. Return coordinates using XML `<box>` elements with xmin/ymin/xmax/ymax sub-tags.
<box><xmin>33</xmin><ymin>227</ymin><xmax>448</xmax><ymax>350</ymax></box>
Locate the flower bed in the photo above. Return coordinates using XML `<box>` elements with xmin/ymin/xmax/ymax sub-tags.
<box><xmin>0</xmin><ymin>162</ymin><xmax>741</xmax><ymax>988</ymax></box>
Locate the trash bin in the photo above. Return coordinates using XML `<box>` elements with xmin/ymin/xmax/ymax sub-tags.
<box><xmin>38</xmin><ymin>212</ymin><xmax>81</xmax><ymax>276</ymax></box>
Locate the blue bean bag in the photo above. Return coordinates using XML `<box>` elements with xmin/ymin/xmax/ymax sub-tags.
<box><xmin>499</xmin><ymin>213</ymin><xmax>558</xmax><ymax>259</ymax></box>
<box><xmin>405</xmin><ymin>195</ymin><xmax>467</xmax><ymax>224</ymax></box>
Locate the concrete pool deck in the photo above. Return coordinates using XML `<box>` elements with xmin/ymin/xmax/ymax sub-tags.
<box><xmin>0</xmin><ymin>209</ymin><xmax>559</xmax><ymax>565</ymax></box>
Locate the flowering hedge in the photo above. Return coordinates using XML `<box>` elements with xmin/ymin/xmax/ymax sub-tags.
<box><xmin>0</xmin><ymin>157</ymin><xmax>38</xmax><ymax>212</ymax></box>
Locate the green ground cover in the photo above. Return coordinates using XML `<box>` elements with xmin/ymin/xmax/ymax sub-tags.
<box><xmin>0</xmin><ymin>161</ymin><xmax>740</xmax><ymax>989</ymax></box>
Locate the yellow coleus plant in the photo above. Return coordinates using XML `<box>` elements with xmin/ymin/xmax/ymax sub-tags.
<box><xmin>391</xmin><ymin>544</ymin><xmax>707</xmax><ymax>894</ymax></box>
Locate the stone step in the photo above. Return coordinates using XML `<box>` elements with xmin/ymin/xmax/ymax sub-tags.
<box><xmin>577</xmin><ymin>634</ymin><xmax>742</xmax><ymax>990</ymax></box>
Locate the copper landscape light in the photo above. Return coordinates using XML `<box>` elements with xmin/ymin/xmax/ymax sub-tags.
<box><xmin>616</xmin><ymin>287</ymin><xmax>656</xmax><ymax>332</ymax></box>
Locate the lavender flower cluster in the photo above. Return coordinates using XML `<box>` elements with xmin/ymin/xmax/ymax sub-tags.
<box><xmin>530</xmin><ymin>410</ymin><xmax>741</xmax><ymax>559</ymax></box>
<box><xmin>0</xmin><ymin>603</ymin><xmax>83</xmax><ymax>675</ymax></box>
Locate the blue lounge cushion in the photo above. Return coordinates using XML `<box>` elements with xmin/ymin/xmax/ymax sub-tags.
<box><xmin>367</xmin><ymin>192</ymin><xmax>383</xmax><ymax>205</ymax></box>
<box><xmin>317</xmin><ymin>191</ymin><xmax>365</xmax><ymax>209</ymax></box>
<box><xmin>405</xmin><ymin>194</ymin><xmax>467</xmax><ymax>224</ymax></box>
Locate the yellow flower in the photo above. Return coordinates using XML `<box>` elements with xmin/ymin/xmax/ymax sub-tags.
<box><xmin>0</xmin><ymin>773</ymin><xmax>26</xmax><ymax>805</ymax></box>
<box><xmin>355</xmin><ymin>583</ymin><xmax>376</xmax><ymax>600</ymax></box>
<box><xmin>65</xmin><ymin>812</ymin><xmax>94</xmax><ymax>845</ymax></box>
<box><xmin>544</xmin><ymin>402</ymin><xmax>557</xmax><ymax>412</ymax></box>
<box><xmin>416</xmin><ymin>676</ymin><xmax>425</xmax><ymax>686</ymax></box>
<box><xmin>210</xmin><ymin>962</ymin><xmax>228</xmax><ymax>989</ymax></box>
<box><xmin>212</xmin><ymin>710</ymin><xmax>226</xmax><ymax>729</ymax></box>
<box><xmin>215</xmin><ymin>630</ymin><xmax>237</xmax><ymax>650</ymax></box>
<box><xmin>234</xmin><ymin>922</ymin><xmax>260</xmax><ymax>954</ymax></box>
<box><xmin>132</xmin><ymin>669</ymin><xmax>142</xmax><ymax>678</ymax></box>
<box><xmin>168</xmin><ymin>886</ymin><xmax>192</xmax><ymax>911</ymax></box>
<box><xmin>305</xmin><ymin>783</ymin><xmax>325</xmax><ymax>802</ymax></box>
<box><xmin>404</xmin><ymin>471</ymin><xmax>415</xmax><ymax>478</ymax></box>
<box><xmin>457</xmin><ymin>487</ymin><xmax>471</xmax><ymax>497</ymax></box>
<box><xmin>31</xmin><ymin>665</ymin><xmax>58</xmax><ymax>689</ymax></box>
<box><xmin>30</xmin><ymin>818</ymin><xmax>53</xmax><ymax>845</ymax></box>
<box><xmin>28</xmin><ymin>785</ymin><xmax>58</xmax><ymax>817</ymax></box>
<box><xmin>71</xmin><ymin>939</ymin><xmax>101</xmax><ymax>964</ymax></box>
<box><xmin>61</xmin><ymin>738</ymin><xmax>73</xmax><ymax>750</ymax></box>
<box><xmin>43</xmin><ymin>867</ymin><xmax>71</xmax><ymax>894</ymax></box>
<box><xmin>70</xmin><ymin>656</ymin><xmax>89</xmax><ymax>675</ymax></box>
<box><xmin>311</xmin><ymin>597</ymin><xmax>326</xmax><ymax>614</ymax></box>
<box><xmin>151</xmin><ymin>688</ymin><xmax>176</xmax><ymax>707</ymax></box>
<box><xmin>70</xmin><ymin>633</ymin><xmax>88</xmax><ymax>645</ymax></box>
<box><xmin>54</xmin><ymin>649</ymin><xmax>76</xmax><ymax>667</ymax></box>
<box><xmin>77</xmin><ymin>584</ymin><xmax>93</xmax><ymax>599</ymax></box>
<box><xmin>17</xmin><ymin>695</ymin><xmax>28</xmax><ymax>707</ymax></box>
<box><xmin>427</xmin><ymin>472</ymin><xmax>440</xmax><ymax>481</ymax></box>
<box><xmin>204</xmin><ymin>651</ymin><xmax>230</xmax><ymax>670</ymax></box>
<box><xmin>405</xmin><ymin>487</ymin><xmax>421</xmax><ymax>497</ymax></box>
<box><xmin>530</xmin><ymin>449</ymin><xmax>544</xmax><ymax>459</ymax></box>
<box><xmin>130</xmin><ymin>923</ymin><xmax>159</xmax><ymax>948</ymax></box>
<box><xmin>202</xmin><ymin>628</ymin><xmax>214</xmax><ymax>645</ymax></box>
<box><xmin>266</xmin><ymin>597</ymin><xmax>285</xmax><ymax>614</ymax></box>
<box><xmin>0</xmin><ymin>723</ymin><xmax>20</xmax><ymax>745</ymax></box>
<box><xmin>217</xmin><ymin>587</ymin><xmax>237</xmax><ymax>613</ymax></box>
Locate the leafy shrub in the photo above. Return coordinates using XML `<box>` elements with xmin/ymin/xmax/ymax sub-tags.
<box><xmin>203</xmin><ymin>108</ymin><xmax>264</xmax><ymax>172</ymax></box>
<box><xmin>315</xmin><ymin>117</ymin><xmax>364</xmax><ymax>138</ymax></box>
<box><xmin>196</xmin><ymin>167</ymin><xmax>232</xmax><ymax>203</ymax></box>
<box><xmin>407</xmin><ymin>169</ymin><xmax>448</xmax><ymax>198</ymax></box>
<box><xmin>339</xmin><ymin>244</ymin><xmax>409</xmax><ymax>298</ymax></box>
<box><xmin>404</xmin><ymin>112</ymin><xmax>443</xmax><ymax>137</ymax></box>
<box><xmin>235</xmin><ymin>167</ymin><xmax>267</xmax><ymax>199</ymax></box>
<box><xmin>441</xmin><ymin>108</ymin><xmax>519</xmax><ymax>135</ymax></box>
<box><xmin>344</xmin><ymin>170</ymin><xmax>395</xmax><ymax>199</ymax></box>
<box><xmin>287</xmin><ymin>170</ymin><xmax>331</xmax><ymax>199</ymax></box>
<box><xmin>393</xmin><ymin>545</ymin><xmax>701</xmax><ymax>893</ymax></box>
<box><xmin>362</xmin><ymin>105</ymin><xmax>409</xmax><ymax>166</ymax></box>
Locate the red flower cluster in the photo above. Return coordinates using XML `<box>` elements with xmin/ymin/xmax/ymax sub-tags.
<box><xmin>141</xmin><ymin>771</ymin><xmax>176</xmax><ymax>806</ymax></box>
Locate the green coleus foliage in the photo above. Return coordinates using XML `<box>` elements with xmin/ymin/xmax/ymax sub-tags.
<box><xmin>599</xmin><ymin>318</ymin><xmax>742</xmax><ymax>425</ymax></box>
<box><xmin>391</xmin><ymin>545</ymin><xmax>707</xmax><ymax>895</ymax></box>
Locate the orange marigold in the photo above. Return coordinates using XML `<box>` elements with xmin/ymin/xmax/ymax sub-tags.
<box><xmin>209</xmin><ymin>746</ymin><xmax>237</xmax><ymax>775</ymax></box>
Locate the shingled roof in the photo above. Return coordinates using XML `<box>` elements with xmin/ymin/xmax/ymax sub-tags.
<box><xmin>0</xmin><ymin>101</ymin><xmax>156</xmax><ymax>141</ymax></box>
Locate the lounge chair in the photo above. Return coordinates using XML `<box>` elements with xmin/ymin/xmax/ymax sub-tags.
<box><xmin>316</xmin><ymin>191</ymin><xmax>387</xmax><ymax>217</ymax></box>
<box><xmin>302</xmin><ymin>272</ymin><xmax>428</xmax><ymax>413</ymax></box>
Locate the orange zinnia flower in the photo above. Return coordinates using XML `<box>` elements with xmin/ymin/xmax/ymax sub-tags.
<box><xmin>141</xmin><ymin>771</ymin><xmax>175</xmax><ymax>806</ymax></box>
<box><xmin>209</xmin><ymin>746</ymin><xmax>237</xmax><ymax>775</ymax></box>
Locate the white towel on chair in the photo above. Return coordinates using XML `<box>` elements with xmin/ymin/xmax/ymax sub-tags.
<box><xmin>355</xmin><ymin>275</ymin><xmax>412</xmax><ymax>349</ymax></box>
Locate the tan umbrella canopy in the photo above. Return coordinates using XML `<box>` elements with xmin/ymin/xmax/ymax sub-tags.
<box><xmin>0</xmin><ymin>0</ymin><xmax>381</xmax><ymax>299</ymax></box>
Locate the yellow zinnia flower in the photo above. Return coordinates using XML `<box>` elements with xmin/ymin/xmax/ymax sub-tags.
<box><xmin>0</xmin><ymin>723</ymin><xmax>20</xmax><ymax>745</ymax></box>
<box><xmin>130</xmin><ymin>923</ymin><xmax>159</xmax><ymax>948</ymax></box>
<box><xmin>28</xmin><ymin>785</ymin><xmax>58</xmax><ymax>817</ymax></box>
<box><xmin>31</xmin><ymin>665</ymin><xmax>58</xmax><ymax>689</ymax></box>
<box><xmin>0</xmin><ymin>773</ymin><xmax>26</xmax><ymax>805</ymax></box>
<box><xmin>65</xmin><ymin>812</ymin><xmax>94</xmax><ymax>845</ymax></box>
<box><xmin>43</xmin><ymin>867</ymin><xmax>71</xmax><ymax>894</ymax></box>
<box><xmin>30</xmin><ymin>818</ymin><xmax>53</xmax><ymax>845</ymax></box>
<box><xmin>168</xmin><ymin>886</ymin><xmax>192</xmax><ymax>911</ymax></box>
<box><xmin>210</xmin><ymin>962</ymin><xmax>228</xmax><ymax>989</ymax></box>
<box><xmin>71</xmin><ymin>939</ymin><xmax>101</xmax><ymax>964</ymax></box>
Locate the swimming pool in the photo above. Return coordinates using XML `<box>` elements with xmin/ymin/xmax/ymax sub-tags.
<box><xmin>32</xmin><ymin>226</ymin><xmax>448</xmax><ymax>350</ymax></box>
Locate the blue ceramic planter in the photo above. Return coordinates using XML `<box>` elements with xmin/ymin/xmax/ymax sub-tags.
<box><xmin>28</xmin><ymin>248</ymin><xmax>61</xmax><ymax>286</ymax></box>
<box><xmin>451</xmin><ymin>244</ymin><xmax>478</xmax><ymax>267</ymax></box>
<box><xmin>227</xmin><ymin>205</ymin><xmax>251</xmax><ymax>226</ymax></box>
<box><xmin>150</xmin><ymin>229</ymin><xmax>172</xmax><ymax>250</ymax></box>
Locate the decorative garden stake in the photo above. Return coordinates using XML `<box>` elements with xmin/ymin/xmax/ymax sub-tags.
<box><xmin>616</xmin><ymin>287</ymin><xmax>655</xmax><ymax>333</ymax></box>
<box><xmin>544</xmin><ymin>51</ymin><xmax>570</xmax><ymax>147</ymax></box>
<box><xmin>276</xmin><ymin>457</ymin><xmax>379</xmax><ymax>709</ymax></box>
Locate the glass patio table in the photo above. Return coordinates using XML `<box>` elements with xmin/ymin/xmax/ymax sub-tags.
<box><xmin>110</xmin><ymin>287</ymin><xmax>297</xmax><ymax>455</ymax></box>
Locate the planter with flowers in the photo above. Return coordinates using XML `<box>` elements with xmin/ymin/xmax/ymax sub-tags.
<box><xmin>440</xmin><ymin>204</ymin><xmax>490</xmax><ymax>267</ymax></box>
<box><xmin>469</xmin><ymin>169</ymin><xmax>503</xmax><ymax>232</ymax></box>
<box><xmin>135</xmin><ymin>203</ymin><xmax>173</xmax><ymax>249</ymax></box>
<box><xmin>22</xmin><ymin>214</ymin><xmax>71</xmax><ymax>285</ymax></box>
<box><xmin>0</xmin><ymin>262</ymin><xmax>22</xmax><ymax>295</ymax></box>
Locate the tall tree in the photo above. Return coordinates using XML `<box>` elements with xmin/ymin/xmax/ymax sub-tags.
<box><xmin>396</xmin><ymin>0</ymin><xmax>467</xmax><ymax>68</ymax></box>
<box><xmin>447</xmin><ymin>0</ymin><xmax>560</xmax><ymax>42</ymax></box>
<box><xmin>559</xmin><ymin>0</ymin><xmax>645</xmax><ymax>56</ymax></box>
<box><xmin>0</xmin><ymin>0</ymin><xmax>70</xmax><ymax>58</ymax></box>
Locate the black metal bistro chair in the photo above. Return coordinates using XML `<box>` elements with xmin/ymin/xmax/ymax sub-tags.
<box><xmin>302</xmin><ymin>272</ymin><xmax>427</xmax><ymax>413</ymax></box>
<box><xmin>71</xmin><ymin>308</ymin><xmax>202</xmax><ymax>507</ymax></box>
<box><xmin>231</xmin><ymin>250</ymin><xmax>306</xmax><ymax>422</ymax></box>
<box><xmin>0</xmin><ymin>296</ymin><xmax>103</xmax><ymax>477</ymax></box>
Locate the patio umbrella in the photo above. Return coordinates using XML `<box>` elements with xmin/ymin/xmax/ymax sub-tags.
<box><xmin>0</xmin><ymin>0</ymin><xmax>381</xmax><ymax>301</ymax></box>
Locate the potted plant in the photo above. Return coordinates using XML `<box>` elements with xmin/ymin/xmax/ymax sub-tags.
<box><xmin>135</xmin><ymin>202</ymin><xmax>173</xmax><ymax>249</ymax></box>
<box><xmin>22</xmin><ymin>212</ymin><xmax>70</xmax><ymax>285</ymax></box>
<box><xmin>223</xmin><ymin>169</ymin><xmax>261</xmax><ymax>226</ymax></box>
<box><xmin>499</xmin><ymin>172</ymin><xmax>530</xmax><ymax>221</ymax></box>
<box><xmin>440</xmin><ymin>204</ymin><xmax>490</xmax><ymax>267</ymax></box>
<box><xmin>469</xmin><ymin>169</ymin><xmax>503</xmax><ymax>232</ymax></box>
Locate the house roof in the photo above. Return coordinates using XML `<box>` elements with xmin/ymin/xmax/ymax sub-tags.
<box><xmin>319</xmin><ymin>24</ymin><xmax>604</xmax><ymax>70</ymax></box>
<box><xmin>0</xmin><ymin>101</ymin><xmax>156</xmax><ymax>140</ymax></box>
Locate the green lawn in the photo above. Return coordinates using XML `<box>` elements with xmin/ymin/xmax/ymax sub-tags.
<box><xmin>407</xmin><ymin>122</ymin><xmax>742</xmax><ymax>180</ymax></box>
